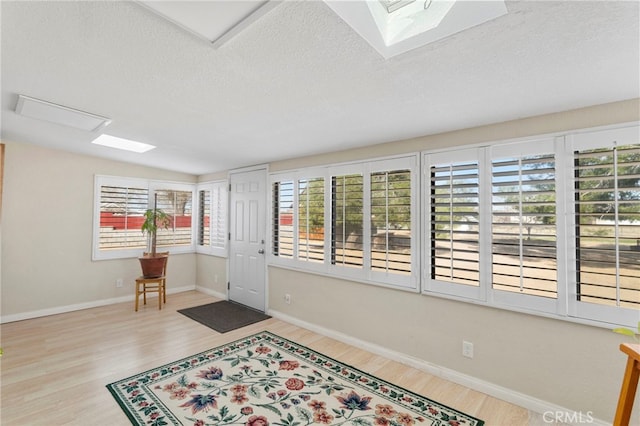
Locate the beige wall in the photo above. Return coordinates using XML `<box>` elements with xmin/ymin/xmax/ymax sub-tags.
<box><xmin>272</xmin><ymin>99</ymin><xmax>640</xmax><ymax>171</ymax></box>
<box><xmin>0</xmin><ymin>142</ymin><xmax>198</xmax><ymax>318</ymax></box>
<box><xmin>195</xmin><ymin>253</ymin><xmax>227</xmax><ymax>295</ymax></box>
<box><xmin>198</xmin><ymin>170</ymin><xmax>227</xmax><ymax>183</ymax></box>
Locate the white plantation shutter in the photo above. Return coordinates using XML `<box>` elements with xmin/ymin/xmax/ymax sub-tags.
<box><xmin>272</xmin><ymin>175</ymin><xmax>326</xmax><ymax>264</ymax></box>
<box><xmin>270</xmin><ymin>155</ymin><xmax>417</xmax><ymax>290</ymax></box>
<box><xmin>488</xmin><ymin>138</ymin><xmax>562</xmax><ymax>315</ymax></box>
<box><xmin>491</xmin><ymin>153</ymin><xmax>557</xmax><ymax>298</ymax></box>
<box><xmin>98</xmin><ymin>184</ymin><xmax>148</xmax><ymax>250</ymax></box>
<box><xmin>431</xmin><ymin>161</ymin><xmax>480</xmax><ymax>285</ymax></box>
<box><xmin>155</xmin><ymin>189</ymin><xmax>193</xmax><ymax>247</ymax></box>
<box><xmin>573</xmin><ymin>138</ymin><xmax>640</xmax><ymax>310</ymax></box>
<box><xmin>370</xmin><ymin>170</ymin><xmax>411</xmax><ymax>275</ymax></box>
<box><xmin>424</xmin><ymin>149</ymin><xmax>483</xmax><ymax>300</ymax></box>
<box><xmin>197</xmin><ymin>181</ymin><xmax>228</xmax><ymax>256</ymax></box>
<box><xmin>198</xmin><ymin>189</ymin><xmax>211</xmax><ymax>247</ymax></box>
<box><xmin>211</xmin><ymin>183</ymin><xmax>228</xmax><ymax>252</ymax></box>
<box><xmin>568</xmin><ymin>127</ymin><xmax>640</xmax><ymax>327</ymax></box>
<box><xmin>298</xmin><ymin>177</ymin><xmax>324</xmax><ymax>263</ymax></box>
<box><xmin>421</xmin><ymin>127</ymin><xmax>638</xmax><ymax>326</ymax></box>
<box><xmin>331</xmin><ymin>173</ymin><xmax>364</xmax><ymax>269</ymax></box>
<box><xmin>94</xmin><ymin>176</ymin><xmax>195</xmax><ymax>259</ymax></box>
<box><xmin>272</xmin><ymin>180</ymin><xmax>294</xmax><ymax>258</ymax></box>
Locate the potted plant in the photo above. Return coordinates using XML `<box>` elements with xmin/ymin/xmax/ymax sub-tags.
<box><xmin>139</xmin><ymin>193</ymin><xmax>171</xmax><ymax>278</ymax></box>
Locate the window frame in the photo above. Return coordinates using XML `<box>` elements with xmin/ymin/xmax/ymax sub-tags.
<box><xmin>423</xmin><ymin>147</ymin><xmax>485</xmax><ymax>301</ymax></box>
<box><xmin>487</xmin><ymin>137</ymin><xmax>567</xmax><ymax>316</ymax></box>
<box><xmin>421</xmin><ymin>125</ymin><xmax>638</xmax><ymax>328</ymax></box>
<box><xmin>149</xmin><ymin>181</ymin><xmax>196</xmax><ymax>254</ymax></box>
<box><xmin>422</xmin><ymin>138</ymin><xmax>569</xmax><ymax>316</ymax></box>
<box><xmin>270</xmin><ymin>167</ymin><xmax>332</xmax><ymax>275</ymax></box>
<box><xmin>93</xmin><ymin>175</ymin><xmax>196</xmax><ymax>260</ymax></box>
<box><xmin>196</xmin><ymin>180</ymin><xmax>228</xmax><ymax>257</ymax></box>
<box><xmin>566</xmin><ymin>126</ymin><xmax>640</xmax><ymax>327</ymax></box>
<box><xmin>367</xmin><ymin>157</ymin><xmax>419</xmax><ymax>288</ymax></box>
<box><xmin>269</xmin><ymin>154</ymin><xmax>420</xmax><ymax>291</ymax></box>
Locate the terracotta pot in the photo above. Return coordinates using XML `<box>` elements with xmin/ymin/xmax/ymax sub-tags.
<box><xmin>139</xmin><ymin>255</ymin><xmax>167</xmax><ymax>278</ymax></box>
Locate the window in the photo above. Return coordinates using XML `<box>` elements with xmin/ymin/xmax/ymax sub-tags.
<box><xmin>371</xmin><ymin>169</ymin><xmax>412</xmax><ymax>275</ymax></box>
<box><xmin>424</xmin><ymin>149</ymin><xmax>483</xmax><ymax>300</ymax></box>
<box><xmin>574</xmin><ymin>145</ymin><xmax>639</xmax><ymax>308</ymax></box>
<box><xmin>423</xmin><ymin>126</ymin><xmax>638</xmax><ymax>327</ymax></box>
<box><xmin>331</xmin><ymin>174</ymin><xmax>364</xmax><ymax>269</ymax></box>
<box><xmin>270</xmin><ymin>155</ymin><xmax>418</xmax><ymax>290</ymax></box>
<box><xmin>491</xmin><ymin>152</ymin><xmax>557</xmax><ymax>299</ymax></box>
<box><xmin>93</xmin><ymin>176</ymin><xmax>196</xmax><ymax>260</ymax></box>
<box><xmin>272</xmin><ymin>175</ymin><xmax>326</xmax><ymax>265</ymax></box>
<box><xmin>196</xmin><ymin>181</ymin><xmax>228</xmax><ymax>257</ymax></box>
<box><xmin>154</xmin><ymin>189</ymin><xmax>193</xmax><ymax>248</ymax></box>
<box><xmin>298</xmin><ymin>178</ymin><xmax>324</xmax><ymax>263</ymax></box>
<box><xmin>97</xmin><ymin>181</ymin><xmax>148</xmax><ymax>252</ymax></box>
<box><xmin>198</xmin><ymin>189</ymin><xmax>211</xmax><ymax>246</ymax></box>
<box><xmin>569</xmin><ymin>126</ymin><xmax>640</xmax><ymax>326</ymax></box>
<box><xmin>272</xmin><ymin>180</ymin><xmax>294</xmax><ymax>259</ymax></box>
<box><xmin>424</xmin><ymin>140</ymin><xmax>563</xmax><ymax>313</ymax></box>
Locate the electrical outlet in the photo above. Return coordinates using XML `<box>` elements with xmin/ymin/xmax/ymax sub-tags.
<box><xmin>214</xmin><ymin>274</ymin><xmax>218</xmax><ymax>284</ymax></box>
<box><xmin>284</xmin><ymin>294</ymin><xmax>291</xmax><ymax>305</ymax></box>
<box><xmin>116</xmin><ymin>278</ymin><xmax>123</xmax><ymax>288</ymax></box>
<box><xmin>462</xmin><ymin>341</ymin><xmax>474</xmax><ymax>359</ymax></box>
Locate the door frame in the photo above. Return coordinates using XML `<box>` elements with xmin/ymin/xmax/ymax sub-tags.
<box><xmin>227</xmin><ymin>164</ymin><xmax>269</xmax><ymax>312</ymax></box>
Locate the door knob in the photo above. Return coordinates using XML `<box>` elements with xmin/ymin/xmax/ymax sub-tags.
<box><xmin>258</xmin><ymin>249</ymin><xmax>265</xmax><ymax>254</ymax></box>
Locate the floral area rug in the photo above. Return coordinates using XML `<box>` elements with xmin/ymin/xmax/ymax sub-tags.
<box><xmin>107</xmin><ymin>331</ymin><xmax>484</xmax><ymax>426</ymax></box>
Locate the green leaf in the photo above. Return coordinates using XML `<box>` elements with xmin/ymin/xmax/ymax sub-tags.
<box><xmin>613</xmin><ymin>328</ymin><xmax>637</xmax><ymax>337</ymax></box>
<box><xmin>248</xmin><ymin>386</ymin><xmax>261</xmax><ymax>399</ymax></box>
<box><xmin>177</xmin><ymin>374</ymin><xmax>189</xmax><ymax>387</ymax></box>
<box><xmin>295</xmin><ymin>407</ymin><xmax>313</xmax><ymax>423</ymax></box>
<box><xmin>259</xmin><ymin>403</ymin><xmax>283</xmax><ymax>417</ymax></box>
<box><xmin>259</xmin><ymin>359</ymin><xmax>271</xmax><ymax>368</ymax></box>
<box><xmin>219</xmin><ymin>406</ymin><xmax>229</xmax><ymax>418</ymax></box>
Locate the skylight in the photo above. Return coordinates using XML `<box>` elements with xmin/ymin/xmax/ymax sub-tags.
<box><xmin>370</xmin><ymin>0</ymin><xmax>456</xmax><ymax>46</ymax></box>
<box><xmin>324</xmin><ymin>0</ymin><xmax>508</xmax><ymax>59</ymax></box>
<box><xmin>92</xmin><ymin>134</ymin><xmax>156</xmax><ymax>153</ymax></box>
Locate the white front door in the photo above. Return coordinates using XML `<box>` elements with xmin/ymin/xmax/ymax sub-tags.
<box><xmin>228</xmin><ymin>167</ymin><xmax>267</xmax><ymax>312</ymax></box>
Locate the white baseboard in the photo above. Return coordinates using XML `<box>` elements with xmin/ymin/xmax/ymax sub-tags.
<box><xmin>0</xmin><ymin>285</ymin><xmax>196</xmax><ymax>324</ymax></box>
<box><xmin>267</xmin><ymin>309</ymin><xmax>610</xmax><ymax>426</ymax></box>
<box><xmin>194</xmin><ymin>286</ymin><xmax>227</xmax><ymax>300</ymax></box>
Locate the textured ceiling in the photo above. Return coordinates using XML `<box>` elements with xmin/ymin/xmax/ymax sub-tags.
<box><xmin>1</xmin><ymin>1</ymin><xmax>639</xmax><ymax>175</ymax></box>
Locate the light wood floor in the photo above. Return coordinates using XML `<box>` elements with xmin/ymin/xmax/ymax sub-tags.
<box><xmin>1</xmin><ymin>291</ymin><xmax>547</xmax><ymax>425</ymax></box>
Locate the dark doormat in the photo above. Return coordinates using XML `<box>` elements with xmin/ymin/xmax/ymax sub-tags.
<box><xmin>178</xmin><ymin>300</ymin><xmax>271</xmax><ymax>333</ymax></box>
